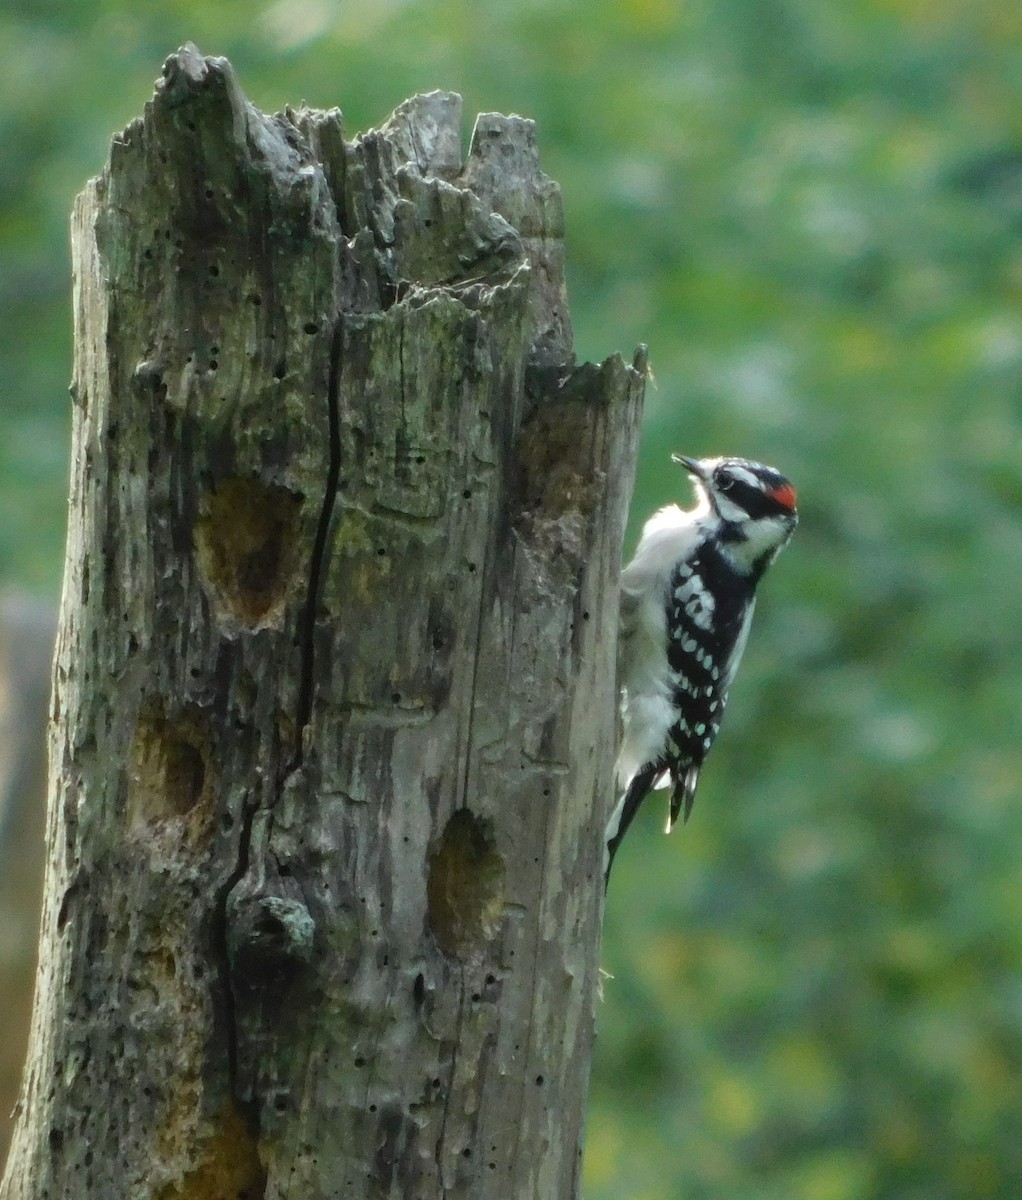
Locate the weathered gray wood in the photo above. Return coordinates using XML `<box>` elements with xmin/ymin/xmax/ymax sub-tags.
<box><xmin>2</xmin><ymin>44</ymin><xmax>645</xmax><ymax>1200</ymax></box>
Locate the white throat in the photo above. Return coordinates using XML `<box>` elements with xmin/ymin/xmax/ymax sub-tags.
<box><xmin>716</xmin><ymin>513</ymin><xmax>793</xmax><ymax>575</ymax></box>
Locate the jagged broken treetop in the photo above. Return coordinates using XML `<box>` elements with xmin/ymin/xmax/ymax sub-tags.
<box><xmin>103</xmin><ymin>42</ymin><xmax>575</xmax><ymax>368</ymax></box>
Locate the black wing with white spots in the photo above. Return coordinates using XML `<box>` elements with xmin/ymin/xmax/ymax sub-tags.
<box><xmin>661</xmin><ymin>543</ymin><xmax>756</xmax><ymax>826</ymax></box>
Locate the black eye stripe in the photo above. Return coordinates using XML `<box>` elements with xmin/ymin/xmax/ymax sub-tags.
<box><xmin>717</xmin><ymin>477</ymin><xmax>789</xmax><ymax>518</ymax></box>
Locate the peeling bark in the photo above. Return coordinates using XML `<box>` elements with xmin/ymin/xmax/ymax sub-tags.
<box><xmin>1</xmin><ymin>45</ymin><xmax>645</xmax><ymax>1200</ymax></box>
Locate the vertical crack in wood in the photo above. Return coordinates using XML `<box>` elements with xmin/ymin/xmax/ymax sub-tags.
<box><xmin>215</xmin><ymin>792</ymin><xmax>260</xmax><ymax>1121</ymax></box>
<box><xmin>434</xmin><ymin>973</ymin><xmax>467</xmax><ymax>1186</ymax></box>
<box><xmin>293</xmin><ymin>318</ymin><xmax>344</xmax><ymax>763</ymax></box>
<box><xmin>509</xmin><ymin>781</ymin><xmax>553</xmax><ymax>1178</ymax></box>
<box><xmin>217</xmin><ymin>319</ymin><xmax>342</xmax><ymax>1121</ymax></box>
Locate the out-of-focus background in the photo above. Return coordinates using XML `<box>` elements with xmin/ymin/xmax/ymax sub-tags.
<box><xmin>3</xmin><ymin>2</ymin><xmax>1022</xmax><ymax>1195</ymax></box>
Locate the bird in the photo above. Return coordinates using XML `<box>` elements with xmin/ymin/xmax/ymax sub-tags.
<box><xmin>605</xmin><ymin>453</ymin><xmax>798</xmax><ymax>883</ymax></box>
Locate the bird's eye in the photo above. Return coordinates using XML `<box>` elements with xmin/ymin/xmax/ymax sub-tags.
<box><xmin>715</xmin><ymin>473</ymin><xmax>734</xmax><ymax>493</ymax></box>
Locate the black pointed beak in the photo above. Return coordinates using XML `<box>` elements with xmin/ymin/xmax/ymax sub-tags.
<box><xmin>671</xmin><ymin>453</ymin><xmax>705</xmax><ymax>479</ymax></box>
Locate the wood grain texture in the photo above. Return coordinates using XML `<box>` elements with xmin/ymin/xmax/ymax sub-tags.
<box><xmin>1</xmin><ymin>44</ymin><xmax>645</xmax><ymax>1200</ymax></box>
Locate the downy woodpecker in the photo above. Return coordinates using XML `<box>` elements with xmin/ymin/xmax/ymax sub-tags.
<box><xmin>606</xmin><ymin>454</ymin><xmax>798</xmax><ymax>882</ymax></box>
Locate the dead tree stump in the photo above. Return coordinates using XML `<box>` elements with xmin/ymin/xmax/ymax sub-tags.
<box><xmin>1</xmin><ymin>44</ymin><xmax>645</xmax><ymax>1200</ymax></box>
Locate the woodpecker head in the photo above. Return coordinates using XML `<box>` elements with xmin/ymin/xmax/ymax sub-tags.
<box><xmin>673</xmin><ymin>454</ymin><xmax>798</xmax><ymax>576</ymax></box>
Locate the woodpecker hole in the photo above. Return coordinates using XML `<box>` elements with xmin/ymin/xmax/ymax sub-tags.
<box><xmin>195</xmin><ymin>477</ymin><xmax>302</xmax><ymax>629</ymax></box>
<box><xmin>512</xmin><ymin>400</ymin><xmax>601</xmax><ymax>580</ymax></box>
<box><xmin>152</xmin><ymin>1100</ymin><xmax>265</xmax><ymax>1200</ymax></box>
<box><xmin>427</xmin><ymin>810</ymin><xmax>505</xmax><ymax>960</ymax></box>
<box><xmin>128</xmin><ymin>709</ymin><xmax>210</xmax><ymax>829</ymax></box>
<box><xmin>515</xmin><ymin>400</ymin><xmax>600</xmax><ymax>523</ymax></box>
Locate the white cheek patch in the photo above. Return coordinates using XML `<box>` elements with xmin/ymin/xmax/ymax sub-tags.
<box><xmin>715</xmin><ymin>493</ymin><xmax>749</xmax><ymax>524</ymax></box>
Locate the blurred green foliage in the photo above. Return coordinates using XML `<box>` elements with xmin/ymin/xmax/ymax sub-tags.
<box><xmin>4</xmin><ymin>1</ymin><xmax>1022</xmax><ymax>1196</ymax></box>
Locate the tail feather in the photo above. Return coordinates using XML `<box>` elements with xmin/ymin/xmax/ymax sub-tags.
<box><xmin>606</xmin><ymin>761</ymin><xmax>702</xmax><ymax>889</ymax></box>
<box><xmin>667</xmin><ymin>764</ymin><xmax>700</xmax><ymax>832</ymax></box>
<box><xmin>604</xmin><ymin>764</ymin><xmax>660</xmax><ymax>889</ymax></box>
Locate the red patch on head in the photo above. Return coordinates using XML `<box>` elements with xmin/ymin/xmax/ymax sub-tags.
<box><xmin>769</xmin><ymin>482</ymin><xmax>797</xmax><ymax>510</ymax></box>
